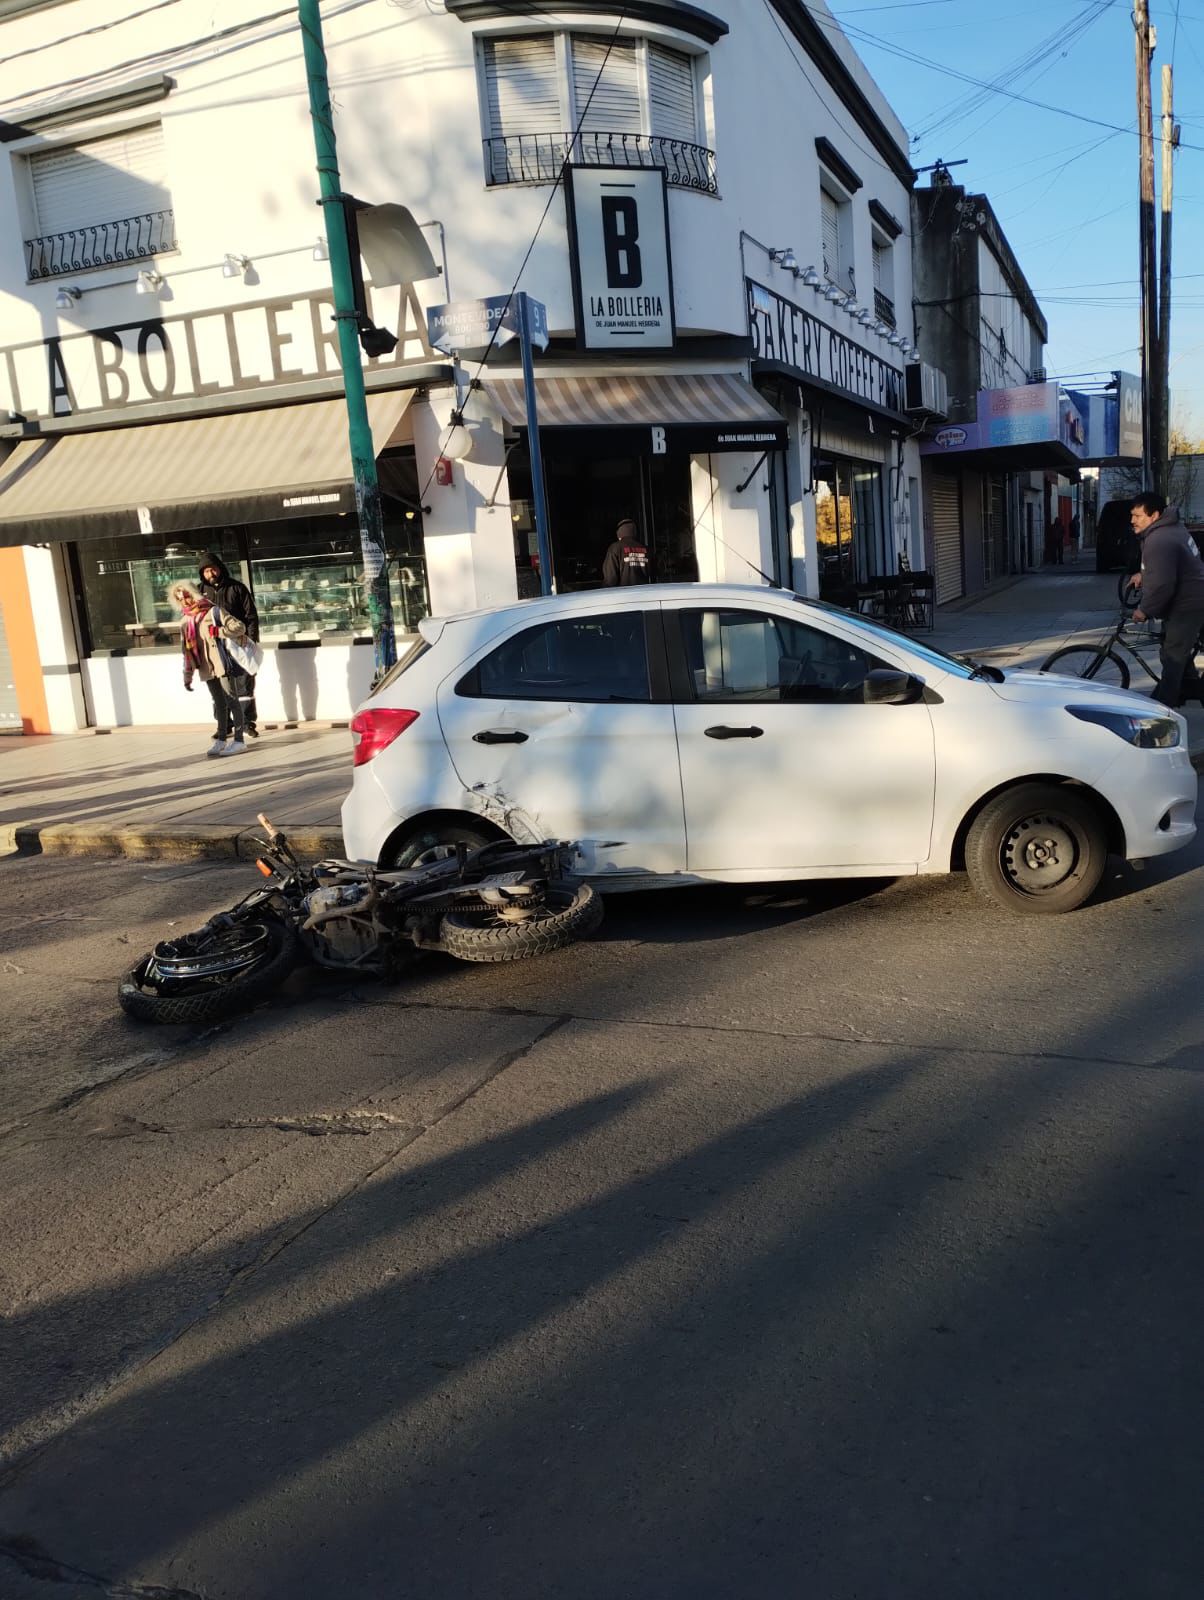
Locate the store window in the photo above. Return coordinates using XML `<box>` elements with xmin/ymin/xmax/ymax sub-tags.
<box><xmin>246</xmin><ymin>517</ymin><xmax>428</xmax><ymax>641</ymax></box>
<box><xmin>73</xmin><ymin>530</ymin><xmax>243</xmax><ymax>653</ymax></box>
<box><xmin>678</xmin><ymin>609</ymin><xmax>885</xmax><ymax>704</ymax></box>
<box><xmin>72</xmin><ymin>508</ymin><xmax>429</xmax><ymax>654</ymax></box>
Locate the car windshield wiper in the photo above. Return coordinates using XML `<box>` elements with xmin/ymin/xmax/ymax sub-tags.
<box><xmin>956</xmin><ymin>655</ymin><xmax>1006</xmax><ymax>683</ymax></box>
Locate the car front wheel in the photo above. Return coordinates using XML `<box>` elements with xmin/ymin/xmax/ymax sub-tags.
<box><xmin>964</xmin><ymin>783</ymin><xmax>1109</xmax><ymax>914</ymax></box>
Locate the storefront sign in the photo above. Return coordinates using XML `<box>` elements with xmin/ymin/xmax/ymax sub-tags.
<box><xmin>746</xmin><ymin>278</ymin><xmax>904</xmax><ymax>418</ymax></box>
<box><xmin>565</xmin><ymin>166</ymin><xmax>675</xmax><ymax>350</ymax></box>
<box><xmin>1117</xmin><ymin>370</ymin><xmax>1143</xmax><ymax>460</ymax></box>
<box><xmin>0</xmin><ymin>283</ymin><xmax>437</xmax><ymax>421</ymax></box>
<box><xmin>426</xmin><ymin>294</ymin><xmax>548</xmax><ymax>353</ymax></box>
<box><xmin>920</xmin><ymin>381</ymin><xmax>1086</xmax><ymax>459</ymax></box>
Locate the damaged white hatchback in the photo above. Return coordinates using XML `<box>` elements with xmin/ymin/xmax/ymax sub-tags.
<box><xmin>341</xmin><ymin>584</ymin><xmax>1197</xmax><ymax>914</ymax></box>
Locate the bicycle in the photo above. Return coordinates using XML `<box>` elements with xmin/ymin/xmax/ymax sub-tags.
<box><xmin>1040</xmin><ymin>607</ymin><xmax>1202</xmax><ymax>691</ymax></box>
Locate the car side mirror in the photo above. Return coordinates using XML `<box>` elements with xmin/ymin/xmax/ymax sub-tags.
<box><xmin>863</xmin><ymin>668</ymin><xmax>923</xmax><ymax>705</ymax></box>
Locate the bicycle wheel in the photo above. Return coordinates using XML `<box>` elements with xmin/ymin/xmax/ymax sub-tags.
<box><xmin>1039</xmin><ymin>645</ymin><xmax>1130</xmax><ymax>689</ymax></box>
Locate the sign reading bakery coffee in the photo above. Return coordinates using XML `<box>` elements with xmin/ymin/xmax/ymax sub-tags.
<box><xmin>746</xmin><ymin>278</ymin><xmax>904</xmax><ymax>418</ymax></box>
<box><xmin>0</xmin><ymin>283</ymin><xmax>435</xmax><ymax>420</ymax></box>
<box><xmin>565</xmin><ymin>166</ymin><xmax>675</xmax><ymax>350</ymax></box>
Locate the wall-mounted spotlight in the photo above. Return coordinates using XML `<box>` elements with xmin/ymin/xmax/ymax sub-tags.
<box><xmin>312</xmin><ymin>237</ymin><xmax>330</xmax><ymax>262</ymax></box>
<box><xmin>799</xmin><ymin>265</ymin><xmax>822</xmax><ymax>288</ymax></box>
<box><xmin>873</xmin><ymin>320</ymin><xmax>891</xmax><ymax>339</ymax></box>
<box><xmin>768</xmin><ymin>246</ymin><xmax>799</xmax><ymax>273</ymax></box>
<box><xmin>906</xmin><ymin>346</ymin><xmax>921</xmax><ymax>363</ymax></box>
<box><xmin>222</xmin><ymin>253</ymin><xmax>251</xmax><ymax>279</ymax></box>
<box><xmin>135</xmin><ymin>269</ymin><xmax>164</xmax><ymax>296</ymax></box>
<box><xmin>856</xmin><ymin>307</ymin><xmax>875</xmax><ymax>327</ymax></box>
<box><xmin>55</xmin><ymin>286</ymin><xmax>82</xmax><ymax>309</ymax></box>
<box><xmin>844</xmin><ymin>298</ymin><xmax>861</xmax><ymax>317</ymax></box>
<box><xmin>822</xmin><ymin>283</ymin><xmax>845</xmax><ymax>303</ymax></box>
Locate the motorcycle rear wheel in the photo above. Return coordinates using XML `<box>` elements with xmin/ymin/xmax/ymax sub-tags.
<box><xmin>439</xmin><ymin>884</ymin><xmax>603</xmax><ymax>964</ymax></box>
<box><xmin>118</xmin><ymin>916</ymin><xmax>301</xmax><ymax>1024</ymax></box>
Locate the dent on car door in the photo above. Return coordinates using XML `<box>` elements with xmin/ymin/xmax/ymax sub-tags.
<box><xmin>665</xmin><ymin>605</ymin><xmax>938</xmax><ymax>871</ymax></box>
<box><xmin>434</xmin><ymin>608</ymin><xmax>688</xmax><ymax>875</ymax></box>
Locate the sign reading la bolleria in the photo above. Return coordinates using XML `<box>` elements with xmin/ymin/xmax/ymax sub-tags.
<box><xmin>746</xmin><ymin>278</ymin><xmax>905</xmax><ymax>418</ymax></box>
<box><xmin>0</xmin><ymin>282</ymin><xmax>436</xmax><ymax>420</ymax></box>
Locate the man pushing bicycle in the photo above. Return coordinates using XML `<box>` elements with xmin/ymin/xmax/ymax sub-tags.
<box><xmin>1129</xmin><ymin>492</ymin><xmax>1204</xmax><ymax>709</ymax></box>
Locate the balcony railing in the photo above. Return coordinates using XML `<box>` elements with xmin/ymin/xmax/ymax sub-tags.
<box><xmin>25</xmin><ymin>209</ymin><xmax>177</xmax><ymax>280</ymax></box>
<box><xmin>874</xmin><ymin>288</ymin><xmax>896</xmax><ymax>329</ymax></box>
<box><xmin>485</xmin><ymin>131</ymin><xmax>718</xmax><ymax>194</ymax></box>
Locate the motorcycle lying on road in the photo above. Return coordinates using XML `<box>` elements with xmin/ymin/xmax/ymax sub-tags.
<box><xmin>118</xmin><ymin>815</ymin><xmax>603</xmax><ymax>1025</ymax></box>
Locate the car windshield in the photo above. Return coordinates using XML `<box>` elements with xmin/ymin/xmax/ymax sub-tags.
<box><xmin>791</xmin><ymin>595</ymin><xmax>976</xmax><ymax>679</ymax></box>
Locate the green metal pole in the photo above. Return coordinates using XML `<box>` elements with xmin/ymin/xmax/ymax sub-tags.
<box><xmin>297</xmin><ymin>0</ymin><xmax>395</xmax><ymax>677</ymax></box>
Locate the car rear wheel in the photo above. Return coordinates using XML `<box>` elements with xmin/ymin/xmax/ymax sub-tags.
<box><xmin>383</xmin><ymin>821</ymin><xmax>497</xmax><ymax>870</ymax></box>
<box><xmin>964</xmin><ymin>783</ymin><xmax>1109</xmax><ymax>914</ymax></box>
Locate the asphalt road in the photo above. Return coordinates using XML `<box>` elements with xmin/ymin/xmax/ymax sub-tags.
<box><xmin>0</xmin><ymin>826</ymin><xmax>1201</xmax><ymax>1600</ymax></box>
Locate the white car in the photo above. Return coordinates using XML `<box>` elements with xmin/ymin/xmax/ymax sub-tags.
<box><xmin>341</xmin><ymin>584</ymin><xmax>1197</xmax><ymax>914</ymax></box>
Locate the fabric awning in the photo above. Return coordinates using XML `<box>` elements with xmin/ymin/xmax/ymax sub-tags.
<box><xmin>480</xmin><ymin>372</ymin><xmax>787</xmax><ymax>455</ymax></box>
<box><xmin>0</xmin><ymin>389</ymin><xmax>413</xmax><ymax>548</ymax></box>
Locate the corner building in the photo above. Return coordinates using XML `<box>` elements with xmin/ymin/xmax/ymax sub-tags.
<box><xmin>0</xmin><ymin>0</ymin><xmax>939</xmax><ymax>731</ymax></box>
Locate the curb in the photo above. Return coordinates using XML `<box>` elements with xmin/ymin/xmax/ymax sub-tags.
<box><xmin>2</xmin><ymin>822</ymin><xmax>344</xmax><ymax>862</ymax></box>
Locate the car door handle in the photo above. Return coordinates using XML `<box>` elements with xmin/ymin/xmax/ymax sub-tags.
<box><xmin>472</xmin><ymin>729</ymin><xmax>529</xmax><ymax>744</ymax></box>
<box><xmin>704</xmin><ymin>724</ymin><xmax>764</xmax><ymax>740</ymax></box>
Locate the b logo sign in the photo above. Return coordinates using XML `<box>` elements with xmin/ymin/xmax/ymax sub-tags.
<box><xmin>567</xmin><ymin>167</ymin><xmax>674</xmax><ymax>350</ymax></box>
<box><xmin>601</xmin><ymin>197</ymin><xmax>642</xmax><ymax>288</ymax></box>
<box><xmin>650</xmin><ymin>425</ymin><xmax>667</xmax><ymax>455</ymax></box>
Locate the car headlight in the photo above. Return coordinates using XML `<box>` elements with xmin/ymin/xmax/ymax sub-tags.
<box><xmin>1067</xmin><ymin>705</ymin><xmax>1181</xmax><ymax>748</ymax></box>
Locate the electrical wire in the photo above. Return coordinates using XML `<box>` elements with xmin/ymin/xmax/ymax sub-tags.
<box><xmin>0</xmin><ymin>0</ymin><xmax>185</xmax><ymax>69</ymax></box>
<box><xmin>814</xmin><ymin>9</ymin><xmax>1204</xmax><ymax>152</ymax></box>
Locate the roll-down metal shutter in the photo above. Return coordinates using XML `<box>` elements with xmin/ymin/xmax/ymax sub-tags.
<box><xmin>931</xmin><ymin>473</ymin><xmax>963</xmax><ymax>604</ymax></box>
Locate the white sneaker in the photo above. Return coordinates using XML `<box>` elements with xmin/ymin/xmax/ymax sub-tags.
<box><xmin>222</xmin><ymin>739</ymin><xmax>247</xmax><ymax>756</ymax></box>
<box><xmin>206</xmin><ymin>739</ymin><xmax>227</xmax><ymax>758</ymax></box>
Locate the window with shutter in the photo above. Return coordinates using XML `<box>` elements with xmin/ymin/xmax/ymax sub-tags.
<box><xmin>571</xmin><ymin>36</ymin><xmax>641</xmax><ymax>133</ymax></box>
<box><xmin>821</xmin><ymin>190</ymin><xmax>841</xmax><ymax>282</ymax></box>
<box><xmin>872</xmin><ymin>241</ymin><xmax>884</xmax><ymax>290</ymax></box>
<box><xmin>25</xmin><ymin>124</ymin><xmax>174</xmax><ymax>278</ymax></box>
<box><xmin>30</xmin><ymin>125</ymin><xmax>169</xmax><ymax>236</ymax></box>
<box><xmin>648</xmin><ymin>43</ymin><xmax>697</xmax><ymax>143</ymax></box>
<box><xmin>483</xmin><ymin>36</ymin><xmax>562</xmax><ymax>136</ymax></box>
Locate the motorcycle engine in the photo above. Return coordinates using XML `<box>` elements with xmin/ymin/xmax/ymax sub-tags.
<box><xmin>302</xmin><ymin>884</ymin><xmax>381</xmax><ymax>968</ymax></box>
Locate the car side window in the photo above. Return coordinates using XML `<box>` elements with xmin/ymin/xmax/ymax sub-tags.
<box><xmin>459</xmin><ymin>612</ymin><xmax>651</xmax><ymax>702</ymax></box>
<box><xmin>679</xmin><ymin>610</ymin><xmax>885</xmax><ymax>704</ymax></box>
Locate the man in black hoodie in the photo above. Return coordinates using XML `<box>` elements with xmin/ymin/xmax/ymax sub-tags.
<box><xmin>198</xmin><ymin>550</ymin><xmax>261</xmax><ymax>736</ymax></box>
<box><xmin>1129</xmin><ymin>493</ymin><xmax>1204</xmax><ymax>708</ymax></box>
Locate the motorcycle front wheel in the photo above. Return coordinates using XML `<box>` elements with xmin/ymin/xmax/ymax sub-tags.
<box><xmin>439</xmin><ymin>884</ymin><xmax>603</xmax><ymax>964</ymax></box>
<box><xmin>118</xmin><ymin>915</ymin><xmax>301</xmax><ymax>1024</ymax></box>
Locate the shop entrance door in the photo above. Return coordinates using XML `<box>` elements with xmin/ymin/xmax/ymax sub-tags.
<box><xmin>508</xmin><ymin>447</ymin><xmax>696</xmax><ymax>591</ymax></box>
<box><xmin>814</xmin><ymin>457</ymin><xmax>885</xmax><ymax>601</ymax></box>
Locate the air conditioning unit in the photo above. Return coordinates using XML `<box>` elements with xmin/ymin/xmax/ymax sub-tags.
<box><xmin>903</xmin><ymin>361</ymin><xmax>949</xmax><ymax>419</ymax></box>
<box><xmin>1029</xmin><ymin>367</ymin><xmax>1047</xmax><ymax>383</ymax></box>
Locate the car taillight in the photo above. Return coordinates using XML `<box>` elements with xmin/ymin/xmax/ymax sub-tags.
<box><xmin>350</xmin><ymin>707</ymin><xmax>419</xmax><ymax>766</ymax></box>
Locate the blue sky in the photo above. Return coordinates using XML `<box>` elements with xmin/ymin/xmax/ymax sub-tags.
<box><xmin>826</xmin><ymin>0</ymin><xmax>1204</xmax><ymax>435</ymax></box>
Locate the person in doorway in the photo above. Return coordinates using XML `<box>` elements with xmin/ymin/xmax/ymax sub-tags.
<box><xmin>1129</xmin><ymin>492</ymin><xmax>1204</xmax><ymax>708</ymax></box>
<box><xmin>602</xmin><ymin>518</ymin><xmax>651</xmax><ymax>586</ymax></box>
<box><xmin>198</xmin><ymin>550</ymin><xmax>260</xmax><ymax>737</ymax></box>
<box><xmin>1045</xmin><ymin>517</ymin><xmax>1064</xmax><ymax>565</ymax></box>
<box><xmin>171</xmin><ymin>582</ymin><xmax>248</xmax><ymax>756</ymax></box>
<box><xmin>1069</xmin><ymin>513</ymin><xmax>1081</xmax><ymax>563</ymax></box>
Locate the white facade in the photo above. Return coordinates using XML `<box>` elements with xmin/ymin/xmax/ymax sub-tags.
<box><xmin>0</xmin><ymin>0</ymin><xmax>925</xmax><ymax>730</ymax></box>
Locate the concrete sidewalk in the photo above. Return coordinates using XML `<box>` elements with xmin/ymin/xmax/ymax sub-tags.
<box><xmin>1</xmin><ymin>570</ymin><xmax>1200</xmax><ymax>861</ymax></box>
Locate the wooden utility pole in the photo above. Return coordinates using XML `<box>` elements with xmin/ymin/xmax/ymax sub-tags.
<box><xmin>1157</xmin><ymin>63</ymin><xmax>1177</xmax><ymax>498</ymax></box>
<box><xmin>1135</xmin><ymin>1</ymin><xmax>1158</xmax><ymax>492</ymax></box>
